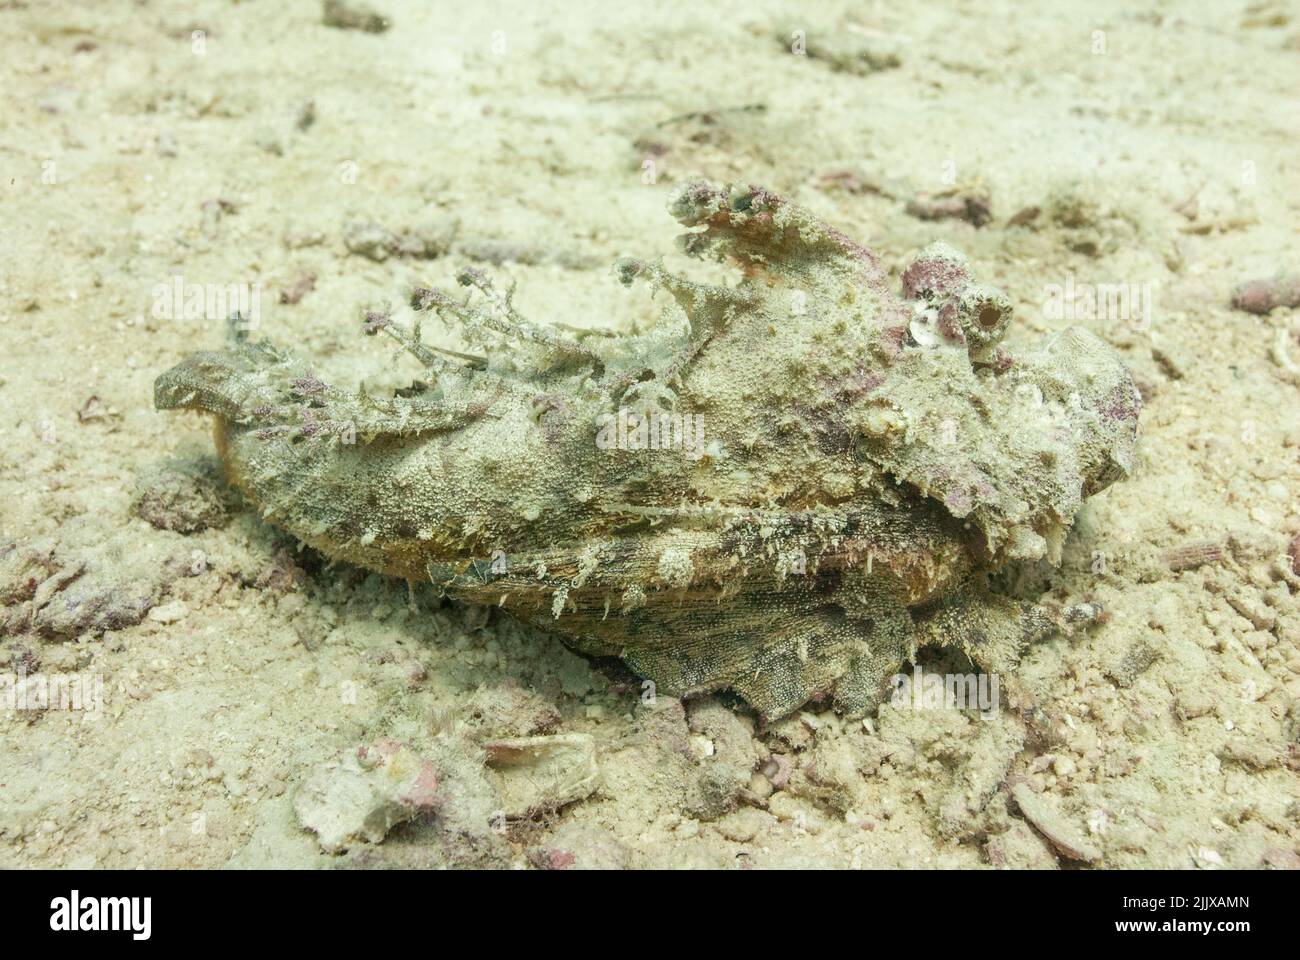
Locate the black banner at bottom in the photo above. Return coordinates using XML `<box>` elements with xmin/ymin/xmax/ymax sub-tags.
<box><xmin>0</xmin><ymin>867</ymin><xmax>1280</xmax><ymax>944</ymax></box>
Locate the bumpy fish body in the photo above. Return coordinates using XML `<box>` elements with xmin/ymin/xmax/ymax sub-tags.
<box><xmin>156</xmin><ymin>181</ymin><xmax>1139</xmax><ymax>718</ymax></box>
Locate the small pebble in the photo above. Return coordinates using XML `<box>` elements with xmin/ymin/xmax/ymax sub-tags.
<box><xmin>148</xmin><ymin>601</ymin><xmax>188</xmax><ymax>624</ymax></box>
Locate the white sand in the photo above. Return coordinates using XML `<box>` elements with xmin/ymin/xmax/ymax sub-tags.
<box><xmin>1</xmin><ymin>0</ymin><xmax>1297</xmax><ymax>868</ymax></box>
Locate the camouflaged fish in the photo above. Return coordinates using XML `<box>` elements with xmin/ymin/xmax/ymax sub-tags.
<box><xmin>155</xmin><ymin>180</ymin><xmax>1140</xmax><ymax>719</ymax></box>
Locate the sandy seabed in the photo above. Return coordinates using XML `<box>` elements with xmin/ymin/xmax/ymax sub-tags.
<box><xmin>1</xmin><ymin>0</ymin><xmax>1298</xmax><ymax>869</ymax></box>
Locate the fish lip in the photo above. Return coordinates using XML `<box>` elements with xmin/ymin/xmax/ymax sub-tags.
<box><xmin>152</xmin><ymin>364</ymin><xmax>191</xmax><ymax>410</ymax></box>
<box><xmin>152</xmin><ymin>351</ymin><xmax>246</xmax><ymax>417</ymax></box>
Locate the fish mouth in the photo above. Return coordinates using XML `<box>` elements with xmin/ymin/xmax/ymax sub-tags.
<box><xmin>1081</xmin><ymin>372</ymin><xmax>1142</xmax><ymax>497</ymax></box>
<box><xmin>1034</xmin><ymin>327</ymin><xmax>1142</xmax><ymax>498</ymax></box>
<box><xmin>153</xmin><ymin>351</ymin><xmax>253</xmax><ymax>419</ymax></box>
<box><xmin>154</xmin><ymin>338</ymin><xmax>289</xmax><ymax>419</ymax></box>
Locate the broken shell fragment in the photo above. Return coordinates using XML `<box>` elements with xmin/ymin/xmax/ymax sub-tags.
<box><xmin>293</xmin><ymin>740</ymin><xmax>440</xmax><ymax>854</ymax></box>
<box><xmin>483</xmin><ymin>733</ymin><xmax>600</xmax><ymax>818</ymax></box>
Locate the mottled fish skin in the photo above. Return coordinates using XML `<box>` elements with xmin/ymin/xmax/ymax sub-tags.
<box><xmin>155</xmin><ymin>180</ymin><xmax>1139</xmax><ymax>719</ymax></box>
<box><xmin>154</xmin><ymin>349</ymin><xmax>266</xmax><ymax>421</ymax></box>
